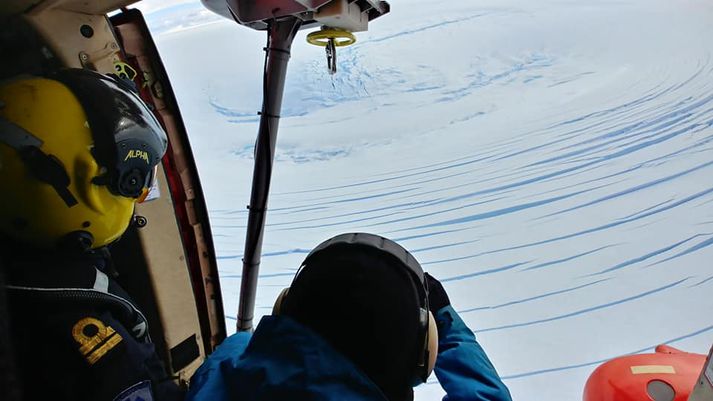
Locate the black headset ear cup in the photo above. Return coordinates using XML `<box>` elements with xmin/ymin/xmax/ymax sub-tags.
<box><xmin>118</xmin><ymin>168</ymin><xmax>145</xmax><ymax>198</ymax></box>
<box><xmin>425</xmin><ymin>311</ymin><xmax>438</xmax><ymax>378</ymax></box>
<box><xmin>272</xmin><ymin>288</ymin><xmax>290</xmax><ymax>316</ymax></box>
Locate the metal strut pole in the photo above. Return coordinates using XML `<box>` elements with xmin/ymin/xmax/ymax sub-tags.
<box><xmin>237</xmin><ymin>17</ymin><xmax>302</xmax><ymax>332</ymax></box>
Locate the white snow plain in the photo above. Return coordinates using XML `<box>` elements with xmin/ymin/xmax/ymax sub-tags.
<box><xmin>141</xmin><ymin>0</ymin><xmax>713</xmax><ymax>399</ymax></box>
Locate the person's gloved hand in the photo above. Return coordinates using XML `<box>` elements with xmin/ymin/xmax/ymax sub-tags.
<box><xmin>425</xmin><ymin>272</ymin><xmax>450</xmax><ymax>313</ymax></box>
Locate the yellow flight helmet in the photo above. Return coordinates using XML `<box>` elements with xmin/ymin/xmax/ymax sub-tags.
<box><xmin>0</xmin><ymin>69</ymin><xmax>168</xmax><ymax>250</ymax></box>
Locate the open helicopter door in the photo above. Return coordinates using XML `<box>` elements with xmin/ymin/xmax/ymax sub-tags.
<box><xmin>0</xmin><ymin>0</ymin><xmax>225</xmax><ymax>390</ymax></box>
<box><xmin>200</xmin><ymin>0</ymin><xmax>390</xmax><ymax>332</ymax></box>
<box><xmin>108</xmin><ymin>7</ymin><xmax>227</xmax><ymax>375</ymax></box>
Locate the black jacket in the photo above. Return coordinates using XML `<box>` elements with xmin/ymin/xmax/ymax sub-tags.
<box><xmin>5</xmin><ymin>252</ymin><xmax>183</xmax><ymax>401</ymax></box>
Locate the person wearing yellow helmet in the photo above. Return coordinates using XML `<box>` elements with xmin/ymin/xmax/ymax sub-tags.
<box><xmin>0</xmin><ymin>69</ymin><xmax>183</xmax><ymax>401</ymax></box>
<box><xmin>0</xmin><ymin>68</ymin><xmax>166</xmax><ymax>250</ymax></box>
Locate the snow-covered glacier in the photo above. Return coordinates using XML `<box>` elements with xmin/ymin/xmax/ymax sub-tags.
<box><xmin>142</xmin><ymin>0</ymin><xmax>713</xmax><ymax>399</ymax></box>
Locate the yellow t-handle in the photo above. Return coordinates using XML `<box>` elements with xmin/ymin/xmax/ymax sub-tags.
<box><xmin>306</xmin><ymin>28</ymin><xmax>356</xmax><ymax>47</ymax></box>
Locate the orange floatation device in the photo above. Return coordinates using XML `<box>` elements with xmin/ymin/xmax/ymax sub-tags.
<box><xmin>584</xmin><ymin>345</ymin><xmax>707</xmax><ymax>401</ymax></box>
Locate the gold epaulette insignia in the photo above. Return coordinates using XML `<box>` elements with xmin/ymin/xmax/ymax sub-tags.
<box><xmin>72</xmin><ymin>317</ymin><xmax>123</xmax><ymax>365</ymax></box>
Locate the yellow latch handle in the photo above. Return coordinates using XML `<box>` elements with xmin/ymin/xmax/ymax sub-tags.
<box><xmin>306</xmin><ymin>28</ymin><xmax>356</xmax><ymax>47</ymax></box>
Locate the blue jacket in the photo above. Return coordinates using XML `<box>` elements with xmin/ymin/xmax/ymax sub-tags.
<box><xmin>432</xmin><ymin>306</ymin><xmax>512</xmax><ymax>401</ymax></box>
<box><xmin>187</xmin><ymin>306</ymin><xmax>511</xmax><ymax>401</ymax></box>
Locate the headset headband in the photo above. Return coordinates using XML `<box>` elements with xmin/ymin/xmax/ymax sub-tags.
<box><xmin>303</xmin><ymin>232</ymin><xmax>428</xmax><ymax>300</ymax></box>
